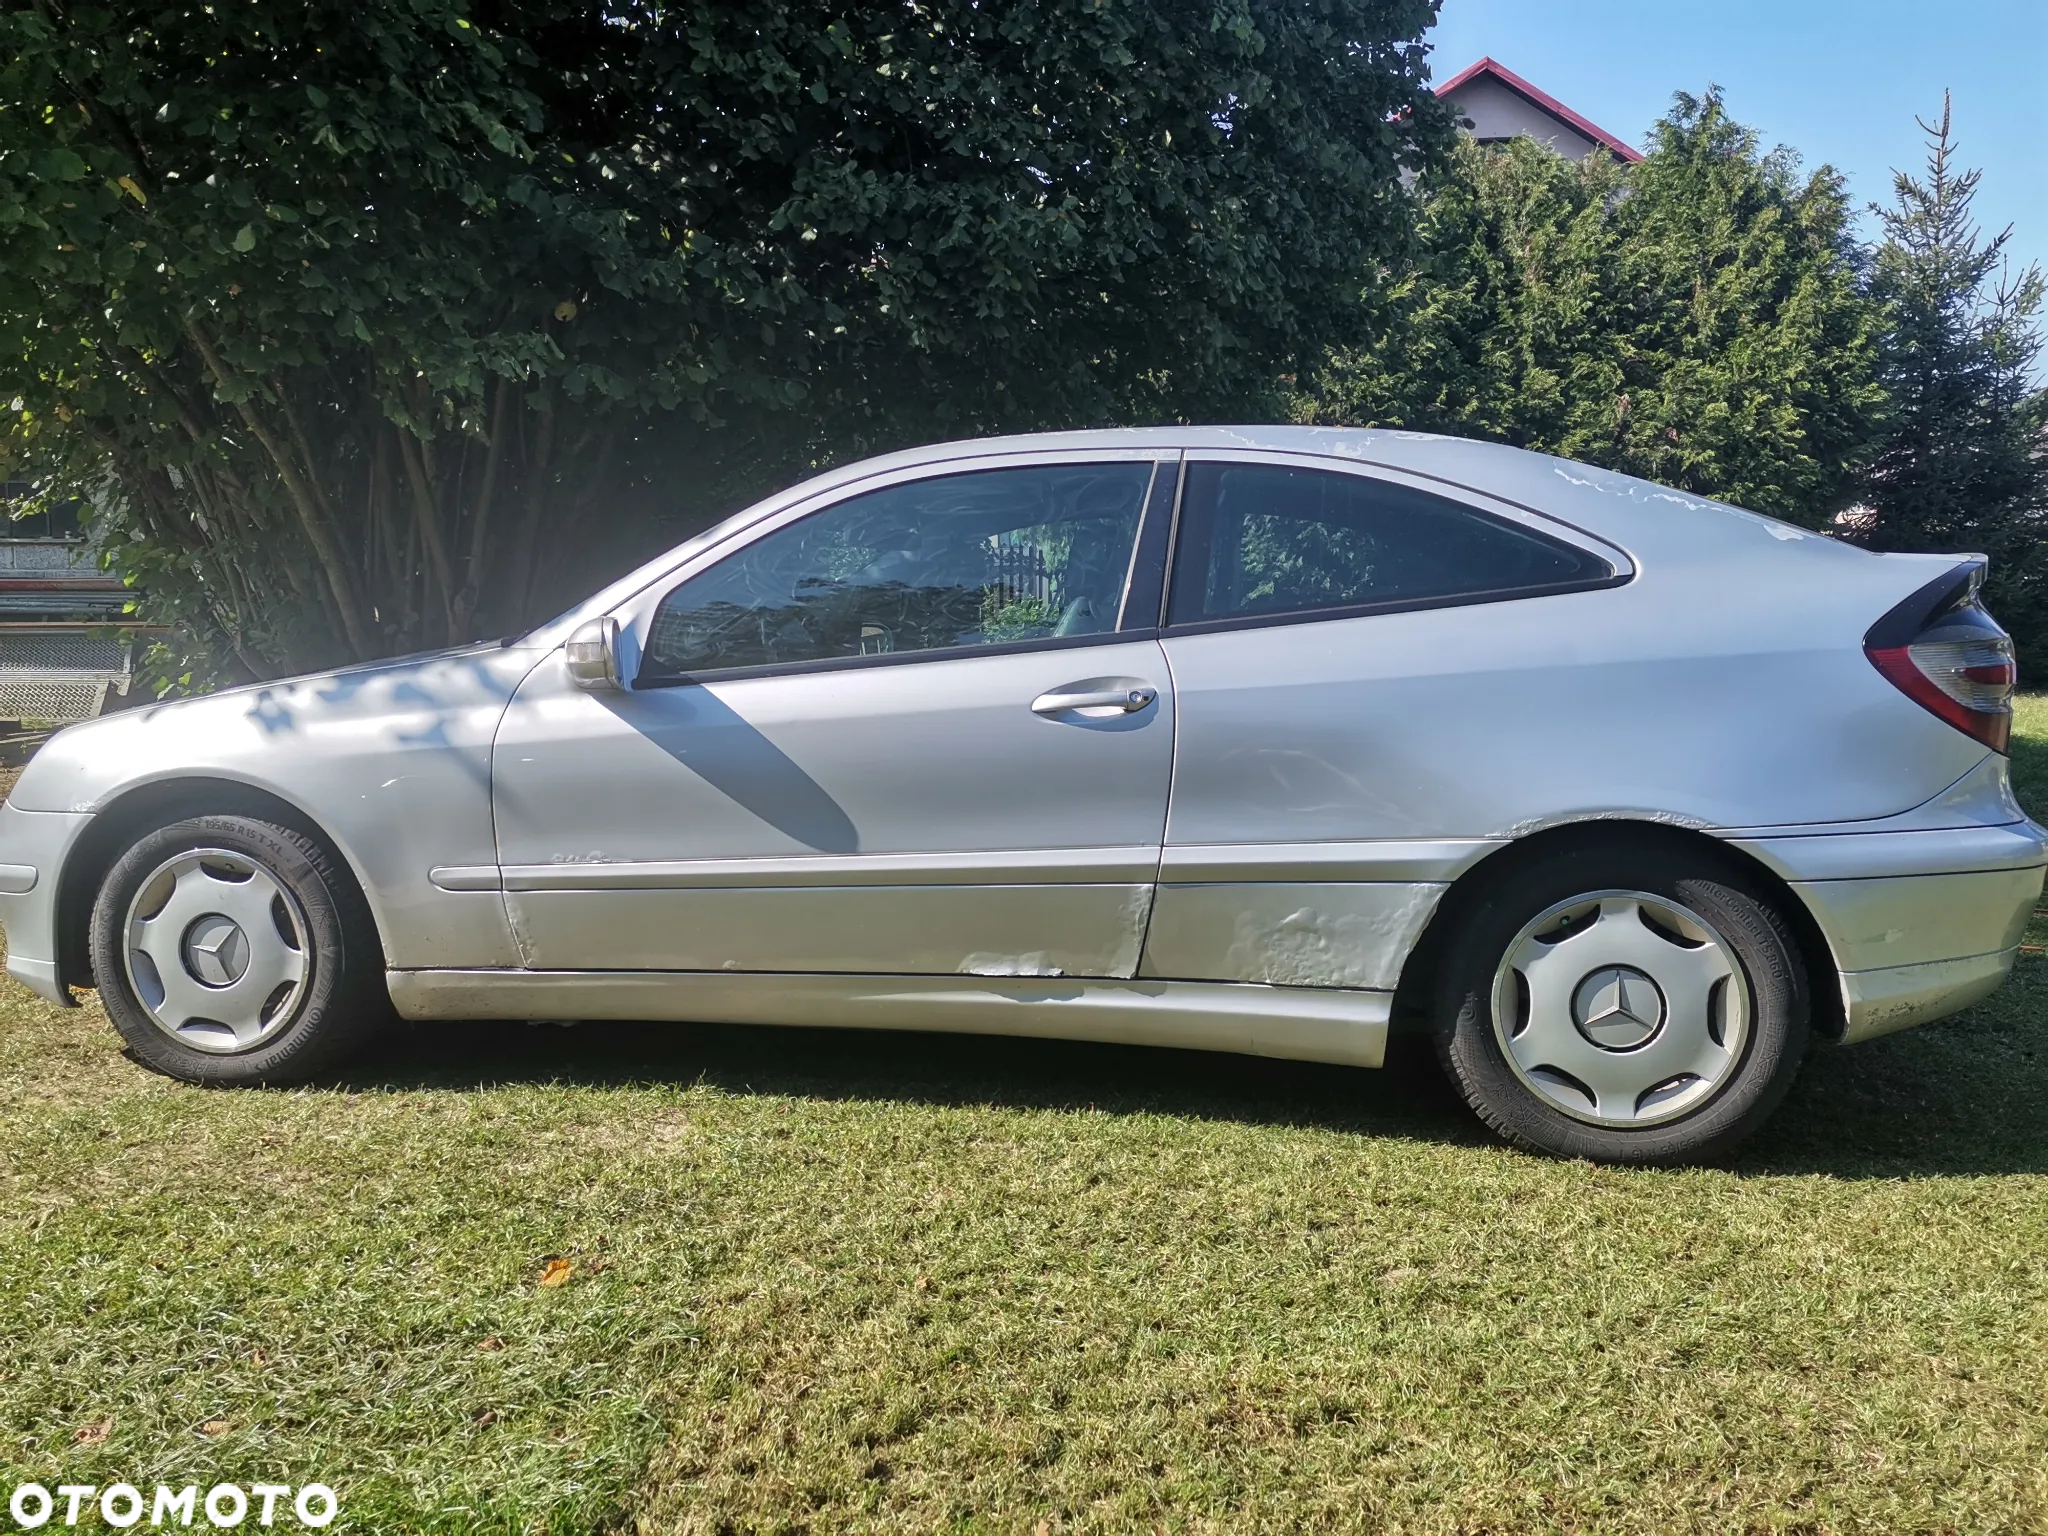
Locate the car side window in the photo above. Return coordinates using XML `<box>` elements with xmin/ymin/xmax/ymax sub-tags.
<box><xmin>642</xmin><ymin>463</ymin><xmax>1154</xmax><ymax>677</ymax></box>
<box><xmin>1167</xmin><ymin>461</ymin><xmax>1613</xmax><ymax>626</ymax></box>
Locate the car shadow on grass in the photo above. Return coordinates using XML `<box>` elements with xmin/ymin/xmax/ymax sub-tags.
<box><xmin>1738</xmin><ymin>968</ymin><xmax>2048</xmax><ymax>1178</ymax></box>
<box><xmin>328</xmin><ymin>959</ymin><xmax>2048</xmax><ymax>1178</ymax></box>
<box><xmin>340</xmin><ymin>1013</ymin><xmax>1491</xmax><ymax>1148</ymax></box>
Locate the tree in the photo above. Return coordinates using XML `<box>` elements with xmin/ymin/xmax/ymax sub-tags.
<box><xmin>1303</xmin><ymin>89</ymin><xmax>1885</xmax><ymax>528</ymax></box>
<box><xmin>0</xmin><ymin>0</ymin><xmax>1454</xmax><ymax>680</ymax></box>
<box><xmin>1300</xmin><ymin>133</ymin><xmax>1625</xmax><ymax>457</ymax></box>
<box><xmin>1848</xmin><ymin>96</ymin><xmax>2048</xmax><ymax>662</ymax></box>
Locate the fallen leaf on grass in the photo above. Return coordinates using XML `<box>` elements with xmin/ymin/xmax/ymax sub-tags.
<box><xmin>250</xmin><ymin>1349</ymin><xmax>267</xmax><ymax>1368</ymax></box>
<box><xmin>198</xmin><ymin>1419</ymin><xmax>229</xmax><ymax>1437</ymax></box>
<box><xmin>538</xmin><ymin>1258</ymin><xmax>574</xmax><ymax>1288</ymax></box>
<box><xmin>477</xmin><ymin>1336</ymin><xmax>504</xmax><ymax>1353</ymax></box>
<box><xmin>73</xmin><ymin>1418</ymin><xmax>111</xmax><ymax>1446</ymax></box>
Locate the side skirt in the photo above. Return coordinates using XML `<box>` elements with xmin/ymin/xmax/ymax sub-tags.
<box><xmin>385</xmin><ymin>970</ymin><xmax>1390</xmax><ymax>1069</ymax></box>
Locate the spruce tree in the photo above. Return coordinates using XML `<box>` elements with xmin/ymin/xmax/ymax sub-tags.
<box><xmin>1853</xmin><ymin>95</ymin><xmax>2048</xmax><ymax>662</ymax></box>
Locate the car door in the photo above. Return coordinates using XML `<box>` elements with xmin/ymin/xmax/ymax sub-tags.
<box><xmin>1141</xmin><ymin>451</ymin><xmax>1628</xmax><ymax>990</ymax></box>
<box><xmin>491</xmin><ymin>453</ymin><xmax>1179</xmax><ymax>978</ymax></box>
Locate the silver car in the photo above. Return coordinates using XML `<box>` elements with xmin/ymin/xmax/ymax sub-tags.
<box><xmin>2</xmin><ymin>428</ymin><xmax>2041</xmax><ymax>1162</ymax></box>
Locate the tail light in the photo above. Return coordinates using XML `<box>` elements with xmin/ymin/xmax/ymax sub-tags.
<box><xmin>1865</xmin><ymin>559</ymin><xmax>2016</xmax><ymax>754</ymax></box>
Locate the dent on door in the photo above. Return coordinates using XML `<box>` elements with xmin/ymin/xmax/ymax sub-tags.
<box><xmin>1140</xmin><ymin>883</ymin><xmax>1449</xmax><ymax>989</ymax></box>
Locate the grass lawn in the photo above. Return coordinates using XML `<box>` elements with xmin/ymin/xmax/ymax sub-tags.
<box><xmin>2</xmin><ymin>702</ymin><xmax>2046</xmax><ymax>1534</ymax></box>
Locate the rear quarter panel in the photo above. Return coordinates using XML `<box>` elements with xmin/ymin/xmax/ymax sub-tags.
<box><xmin>1161</xmin><ymin>472</ymin><xmax>1985</xmax><ymax>846</ymax></box>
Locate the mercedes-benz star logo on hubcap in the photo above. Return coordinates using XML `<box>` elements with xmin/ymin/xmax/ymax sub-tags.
<box><xmin>184</xmin><ymin>915</ymin><xmax>251</xmax><ymax>988</ymax></box>
<box><xmin>1571</xmin><ymin>965</ymin><xmax>1665</xmax><ymax>1050</ymax></box>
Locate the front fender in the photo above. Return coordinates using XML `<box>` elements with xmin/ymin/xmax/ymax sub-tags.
<box><xmin>13</xmin><ymin>644</ymin><xmax>546</xmax><ymax>972</ymax></box>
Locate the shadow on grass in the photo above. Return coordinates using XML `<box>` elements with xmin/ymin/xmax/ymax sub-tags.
<box><xmin>340</xmin><ymin>1013</ymin><xmax>1490</xmax><ymax>1149</ymax></box>
<box><xmin>326</xmin><ymin>958</ymin><xmax>2048</xmax><ymax>1179</ymax></box>
<box><xmin>1741</xmin><ymin>961</ymin><xmax>2048</xmax><ymax>1178</ymax></box>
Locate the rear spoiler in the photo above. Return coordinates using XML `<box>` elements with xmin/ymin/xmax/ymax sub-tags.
<box><xmin>1862</xmin><ymin>555</ymin><xmax>1988</xmax><ymax>650</ymax></box>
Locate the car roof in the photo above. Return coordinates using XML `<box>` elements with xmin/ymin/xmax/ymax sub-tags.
<box><xmin>845</xmin><ymin>425</ymin><xmax>1864</xmax><ymax>563</ymax></box>
<box><xmin>527</xmin><ymin>426</ymin><xmax>1871</xmax><ymax>646</ymax></box>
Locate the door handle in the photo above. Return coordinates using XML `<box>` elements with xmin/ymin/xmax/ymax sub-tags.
<box><xmin>1031</xmin><ymin>681</ymin><xmax>1159</xmax><ymax>717</ymax></box>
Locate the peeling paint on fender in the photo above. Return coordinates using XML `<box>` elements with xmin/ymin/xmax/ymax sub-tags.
<box><xmin>1495</xmin><ymin>809</ymin><xmax>1716</xmax><ymax>840</ymax></box>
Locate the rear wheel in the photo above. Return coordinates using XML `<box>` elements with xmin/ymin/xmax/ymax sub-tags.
<box><xmin>88</xmin><ymin>815</ymin><xmax>391</xmax><ymax>1085</ymax></box>
<box><xmin>1434</xmin><ymin>840</ymin><xmax>1809</xmax><ymax>1164</ymax></box>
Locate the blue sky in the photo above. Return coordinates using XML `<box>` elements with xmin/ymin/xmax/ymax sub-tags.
<box><xmin>1424</xmin><ymin>0</ymin><xmax>2047</xmax><ymax>286</ymax></box>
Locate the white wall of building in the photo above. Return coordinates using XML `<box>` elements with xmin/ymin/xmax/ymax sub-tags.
<box><xmin>1442</xmin><ymin>76</ymin><xmax>1601</xmax><ymax>160</ymax></box>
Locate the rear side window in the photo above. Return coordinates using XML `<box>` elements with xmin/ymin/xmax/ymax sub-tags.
<box><xmin>1167</xmin><ymin>462</ymin><xmax>1613</xmax><ymax>626</ymax></box>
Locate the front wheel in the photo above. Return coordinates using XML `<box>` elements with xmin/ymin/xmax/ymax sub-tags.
<box><xmin>88</xmin><ymin>815</ymin><xmax>391</xmax><ymax>1085</ymax></box>
<box><xmin>1434</xmin><ymin>840</ymin><xmax>1810</xmax><ymax>1164</ymax></box>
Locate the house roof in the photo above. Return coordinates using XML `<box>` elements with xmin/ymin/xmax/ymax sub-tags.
<box><xmin>1435</xmin><ymin>56</ymin><xmax>1644</xmax><ymax>163</ymax></box>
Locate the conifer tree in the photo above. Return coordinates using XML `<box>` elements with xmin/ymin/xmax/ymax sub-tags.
<box><xmin>1851</xmin><ymin>96</ymin><xmax>2048</xmax><ymax>663</ymax></box>
<box><xmin>1304</xmin><ymin>91</ymin><xmax>1884</xmax><ymax>528</ymax></box>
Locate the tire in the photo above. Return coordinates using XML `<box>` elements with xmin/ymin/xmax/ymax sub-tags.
<box><xmin>1434</xmin><ymin>838</ymin><xmax>1809</xmax><ymax>1165</ymax></box>
<box><xmin>88</xmin><ymin>815</ymin><xmax>391</xmax><ymax>1085</ymax></box>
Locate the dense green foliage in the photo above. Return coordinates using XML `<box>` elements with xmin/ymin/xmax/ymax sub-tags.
<box><xmin>1847</xmin><ymin>98</ymin><xmax>2048</xmax><ymax>662</ymax></box>
<box><xmin>10</xmin><ymin>14</ymin><xmax>2042</xmax><ymax>683</ymax></box>
<box><xmin>1303</xmin><ymin>90</ymin><xmax>1886</xmax><ymax>528</ymax></box>
<box><xmin>0</xmin><ymin>0</ymin><xmax>1450</xmax><ymax>677</ymax></box>
<box><xmin>1304</xmin><ymin>89</ymin><xmax>2048</xmax><ymax>662</ymax></box>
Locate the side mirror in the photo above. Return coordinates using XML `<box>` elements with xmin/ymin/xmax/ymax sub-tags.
<box><xmin>563</xmin><ymin>617</ymin><xmax>623</xmax><ymax>692</ymax></box>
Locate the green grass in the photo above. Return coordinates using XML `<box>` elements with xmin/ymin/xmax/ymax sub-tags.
<box><xmin>3</xmin><ymin>703</ymin><xmax>2047</xmax><ymax>1534</ymax></box>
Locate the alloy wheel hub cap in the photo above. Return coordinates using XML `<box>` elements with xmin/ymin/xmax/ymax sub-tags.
<box><xmin>124</xmin><ymin>849</ymin><xmax>311</xmax><ymax>1055</ymax></box>
<box><xmin>1570</xmin><ymin>965</ymin><xmax>1666</xmax><ymax>1050</ymax></box>
<box><xmin>1490</xmin><ymin>889</ymin><xmax>1751</xmax><ymax>1127</ymax></box>
<box><xmin>183</xmin><ymin>914</ymin><xmax>251</xmax><ymax>988</ymax></box>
